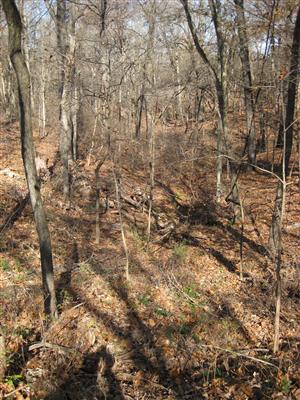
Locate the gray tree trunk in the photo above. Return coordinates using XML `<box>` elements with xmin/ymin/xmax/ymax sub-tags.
<box><xmin>2</xmin><ymin>0</ymin><xmax>57</xmax><ymax>318</ymax></box>
<box><xmin>47</xmin><ymin>0</ymin><xmax>76</xmax><ymax>199</ymax></box>
<box><xmin>234</xmin><ymin>0</ymin><xmax>256</xmax><ymax>165</ymax></box>
<box><xmin>208</xmin><ymin>0</ymin><xmax>239</xmax><ymax>215</ymax></box>
<box><xmin>269</xmin><ymin>6</ymin><xmax>300</xmax><ymax>353</ymax></box>
<box><xmin>181</xmin><ymin>0</ymin><xmax>224</xmax><ymax>201</ymax></box>
<box><xmin>270</xmin><ymin>5</ymin><xmax>300</xmax><ymax>253</ymax></box>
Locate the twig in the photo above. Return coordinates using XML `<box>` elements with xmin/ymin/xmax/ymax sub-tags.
<box><xmin>198</xmin><ymin>343</ymin><xmax>279</xmax><ymax>369</ymax></box>
<box><xmin>167</xmin><ymin>272</ymin><xmax>216</xmax><ymax>317</ymax></box>
<box><xmin>4</xmin><ymin>385</ymin><xmax>27</xmax><ymax>398</ymax></box>
<box><xmin>219</xmin><ymin>154</ymin><xmax>294</xmax><ymax>185</ymax></box>
<box><xmin>28</xmin><ymin>341</ymin><xmax>79</xmax><ymax>354</ymax></box>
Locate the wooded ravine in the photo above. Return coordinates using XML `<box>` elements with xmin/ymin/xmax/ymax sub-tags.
<box><xmin>0</xmin><ymin>0</ymin><xmax>300</xmax><ymax>399</ymax></box>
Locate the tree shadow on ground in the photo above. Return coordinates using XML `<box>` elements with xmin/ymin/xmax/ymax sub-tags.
<box><xmin>214</xmin><ymin>220</ymin><xmax>268</xmax><ymax>258</ymax></box>
<box><xmin>175</xmin><ymin>198</ymin><xmax>268</xmax><ymax>258</ymax></box>
<box><xmin>45</xmin><ymin>345</ymin><xmax>124</xmax><ymax>400</ymax></box>
<box><xmin>173</xmin><ymin>231</ymin><xmax>237</xmax><ymax>274</ymax></box>
<box><xmin>56</xmin><ymin>241</ymin><xmax>79</xmax><ymax>307</ymax></box>
<box><xmin>47</xmin><ymin>252</ymin><xmax>204</xmax><ymax>399</ymax></box>
<box><xmin>177</xmin><ymin>202</ymin><xmax>218</xmax><ymax>226</ymax></box>
<box><xmin>206</xmin><ymin>297</ymin><xmax>254</xmax><ymax>344</ymax></box>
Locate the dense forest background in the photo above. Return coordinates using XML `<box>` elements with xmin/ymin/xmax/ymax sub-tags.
<box><xmin>0</xmin><ymin>0</ymin><xmax>300</xmax><ymax>399</ymax></box>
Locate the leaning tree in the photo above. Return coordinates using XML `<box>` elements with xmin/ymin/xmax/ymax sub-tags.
<box><xmin>1</xmin><ymin>0</ymin><xmax>57</xmax><ymax>318</ymax></box>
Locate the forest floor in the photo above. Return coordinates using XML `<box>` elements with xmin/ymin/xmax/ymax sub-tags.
<box><xmin>0</xmin><ymin>119</ymin><xmax>300</xmax><ymax>399</ymax></box>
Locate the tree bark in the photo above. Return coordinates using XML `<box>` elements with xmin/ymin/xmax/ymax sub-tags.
<box><xmin>269</xmin><ymin>6</ymin><xmax>300</xmax><ymax>353</ymax></box>
<box><xmin>180</xmin><ymin>0</ymin><xmax>225</xmax><ymax>201</ymax></box>
<box><xmin>234</xmin><ymin>0</ymin><xmax>256</xmax><ymax>165</ymax></box>
<box><xmin>1</xmin><ymin>0</ymin><xmax>57</xmax><ymax>318</ymax></box>
<box><xmin>270</xmin><ymin>6</ymin><xmax>300</xmax><ymax>252</ymax></box>
<box><xmin>45</xmin><ymin>0</ymin><xmax>77</xmax><ymax>199</ymax></box>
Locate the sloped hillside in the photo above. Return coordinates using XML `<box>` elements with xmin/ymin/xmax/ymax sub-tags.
<box><xmin>0</xmin><ymin>122</ymin><xmax>299</xmax><ymax>400</ymax></box>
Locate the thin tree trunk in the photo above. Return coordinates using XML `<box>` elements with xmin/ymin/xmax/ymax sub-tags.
<box><xmin>147</xmin><ymin>116</ymin><xmax>155</xmax><ymax>247</ymax></box>
<box><xmin>95</xmin><ymin>162</ymin><xmax>101</xmax><ymax>245</ymax></box>
<box><xmin>40</xmin><ymin>52</ymin><xmax>46</xmax><ymax>138</ymax></box>
<box><xmin>72</xmin><ymin>83</ymin><xmax>78</xmax><ymax>160</ymax></box>
<box><xmin>47</xmin><ymin>0</ymin><xmax>76</xmax><ymax>200</ymax></box>
<box><xmin>181</xmin><ymin>0</ymin><xmax>223</xmax><ymax>198</ymax></box>
<box><xmin>216</xmin><ymin>124</ymin><xmax>222</xmax><ymax>201</ymax></box>
<box><xmin>88</xmin><ymin>112</ymin><xmax>98</xmax><ymax>166</ymax></box>
<box><xmin>210</xmin><ymin>0</ymin><xmax>240</xmax><ymax>211</ymax></box>
<box><xmin>0</xmin><ymin>329</ymin><xmax>5</xmax><ymax>382</ymax></box>
<box><xmin>239</xmin><ymin>194</ymin><xmax>245</xmax><ymax>280</ymax></box>
<box><xmin>0</xmin><ymin>62</ymin><xmax>7</xmax><ymax>107</ymax></box>
<box><xmin>112</xmin><ymin>164</ymin><xmax>129</xmax><ymax>281</ymax></box>
<box><xmin>174</xmin><ymin>51</ymin><xmax>183</xmax><ymax>121</ymax></box>
<box><xmin>19</xmin><ymin>0</ymin><xmax>34</xmax><ymax>111</ymax></box>
<box><xmin>269</xmin><ymin>6</ymin><xmax>300</xmax><ymax>353</ymax></box>
<box><xmin>270</xmin><ymin>5</ymin><xmax>300</xmax><ymax>252</ymax></box>
<box><xmin>94</xmin><ymin>154</ymin><xmax>106</xmax><ymax>245</ymax></box>
<box><xmin>2</xmin><ymin>0</ymin><xmax>57</xmax><ymax>318</ymax></box>
<box><xmin>135</xmin><ymin>91</ymin><xmax>144</xmax><ymax>139</ymax></box>
<box><xmin>234</xmin><ymin>0</ymin><xmax>256</xmax><ymax>165</ymax></box>
<box><xmin>60</xmin><ymin>35</ymin><xmax>76</xmax><ymax>199</ymax></box>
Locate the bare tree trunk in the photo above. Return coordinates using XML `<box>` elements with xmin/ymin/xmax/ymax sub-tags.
<box><xmin>147</xmin><ymin>116</ymin><xmax>155</xmax><ymax>247</ymax></box>
<box><xmin>0</xmin><ymin>62</ymin><xmax>7</xmax><ymax>112</ymax></box>
<box><xmin>72</xmin><ymin>83</ymin><xmax>79</xmax><ymax>160</ymax></box>
<box><xmin>112</xmin><ymin>164</ymin><xmax>130</xmax><ymax>281</ymax></box>
<box><xmin>95</xmin><ymin>162</ymin><xmax>101</xmax><ymax>246</ymax></box>
<box><xmin>269</xmin><ymin>6</ymin><xmax>300</xmax><ymax>353</ymax></box>
<box><xmin>45</xmin><ymin>0</ymin><xmax>76</xmax><ymax>199</ymax></box>
<box><xmin>94</xmin><ymin>154</ymin><xmax>106</xmax><ymax>245</ymax></box>
<box><xmin>181</xmin><ymin>0</ymin><xmax>234</xmax><ymax>203</ymax></box>
<box><xmin>1</xmin><ymin>59</ymin><xmax>17</xmax><ymax>120</ymax></box>
<box><xmin>180</xmin><ymin>0</ymin><xmax>227</xmax><ymax>200</ymax></box>
<box><xmin>209</xmin><ymin>0</ymin><xmax>240</xmax><ymax>211</ymax></box>
<box><xmin>163</xmin><ymin>32</ymin><xmax>184</xmax><ymax>122</ymax></box>
<box><xmin>60</xmin><ymin>30</ymin><xmax>76</xmax><ymax>200</ymax></box>
<box><xmin>0</xmin><ymin>329</ymin><xmax>5</xmax><ymax>382</ymax></box>
<box><xmin>174</xmin><ymin>50</ymin><xmax>183</xmax><ymax>121</ymax></box>
<box><xmin>270</xmin><ymin>6</ymin><xmax>300</xmax><ymax>253</ymax></box>
<box><xmin>135</xmin><ymin>88</ymin><xmax>145</xmax><ymax>139</ymax></box>
<box><xmin>19</xmin><ymin>0</ymin><xmax>34</xmax><ymax>111</ymax></box>
<box><xmin>234</xmin><ymin>0</ymin><xmax>256</xmax><ymax>165</ymax></box>
<box><xmin>88</xmin><ymin>107</ymin><xmax>99</xmax><ymax>166</ymax></box>
<box><xmin>2</xmin><ymin>0</ymin><xmax>57</xmax><ymax>318</ymax></box>
<box><xmin>216</xmin><ymin>124</ymin><xmax>222</xmax><ymax>200</ymax></box>
<box><xmin>239</xmin><ymin>193</ymin><xmax>245</xmax><ymax>280</ymax></box>
<box><xmin>39</xmin><ymin>51</ymin><xmax>46</xmax><ymax>138</ymax></box>
<box><xmin>271</xmin><ymin>179</ymin><xmax>284</xmax><ymax>353</ymax></box>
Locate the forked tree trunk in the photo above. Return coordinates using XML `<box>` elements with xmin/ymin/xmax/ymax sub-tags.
<box><xmin>2</xmin><ymin>0</ymin><xmax>57</xmax><ymax>318</ymax></box>
<box><xmin>181</xmin><ymin>0</ymin><xmax>224</xmax><ymax>202</ymax></box>
<box><xmin>269</xmin><ymin>6</ymin><xmax>300</xmax><ymax>353</ymax></box>
<box><xmin>182</xmin><ymin>0</ymin><xmax>240</xmax><ymax>209</ymax></box>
